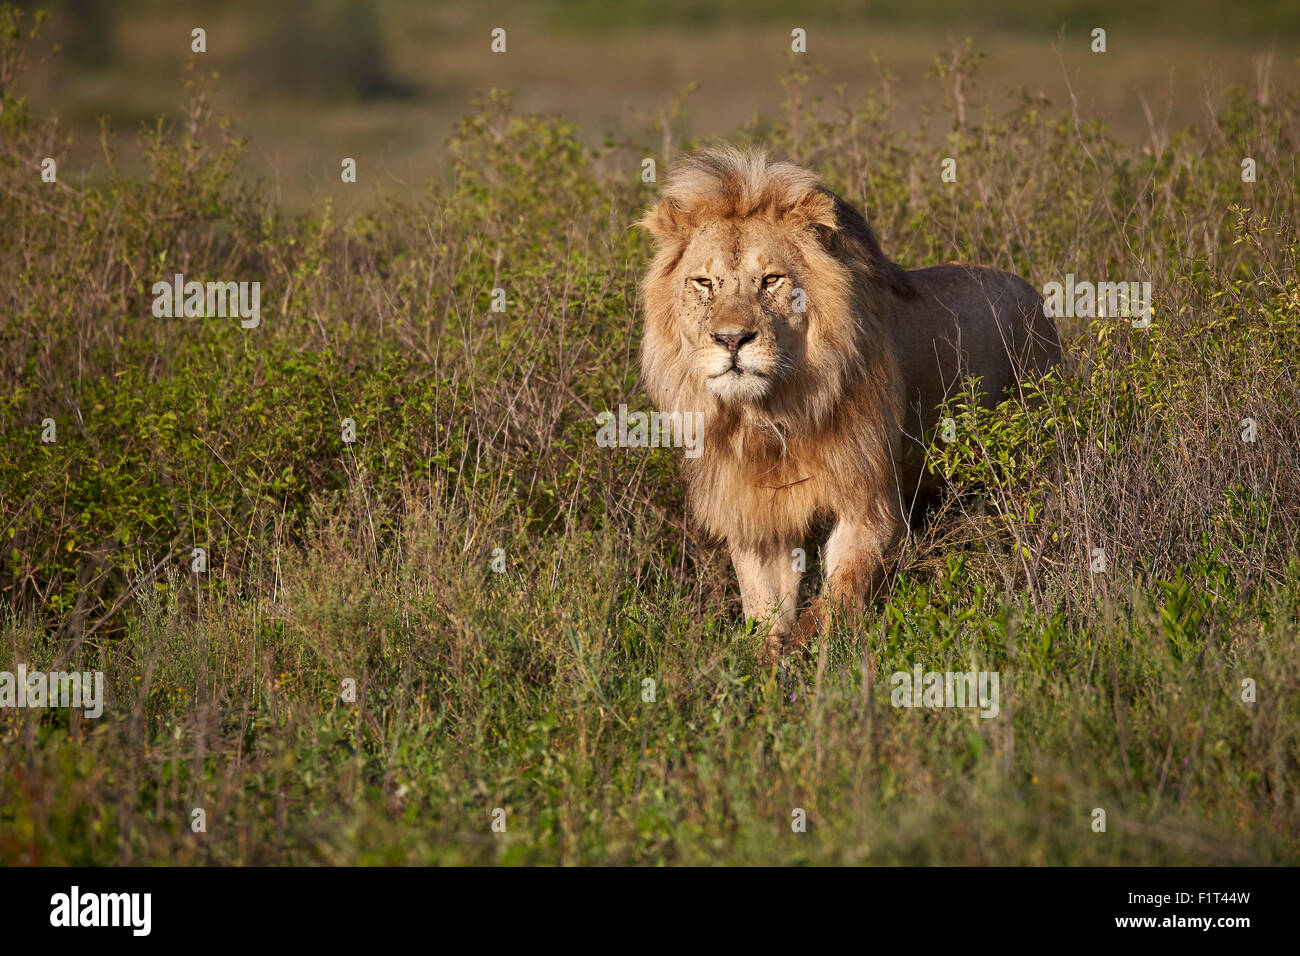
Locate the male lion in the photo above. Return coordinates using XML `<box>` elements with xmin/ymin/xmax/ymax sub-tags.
<box><xmin>638</xmin><ymin>147</ymin><xmax>1062</xmax><ymax>662</ymax></box>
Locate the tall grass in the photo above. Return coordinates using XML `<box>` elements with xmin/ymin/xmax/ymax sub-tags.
<box><xmin>2</xmin><ymin>7</ymin><xmax>1298</xmax><ymax>863</ymax></box>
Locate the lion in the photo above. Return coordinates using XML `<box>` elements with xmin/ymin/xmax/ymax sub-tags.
<box><xmin>637</xmin><ymin>147</ymin><xmax>1063</xmax><ymax>662</ymax></box>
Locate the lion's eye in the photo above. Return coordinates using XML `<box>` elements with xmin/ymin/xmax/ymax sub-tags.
<box><xmin>762</xmin><ymin>274</ymin><xmax>785</xmax><ymax>289</ymax></box>
<box><xmin>691</xmin><ymin>277</ymin><xmax>713</xmax><ymax>291</ymax></box>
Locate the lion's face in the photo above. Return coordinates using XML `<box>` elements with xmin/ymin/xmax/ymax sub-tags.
<box><xmin>640</xmin><ymin>149</ymin><xmax>880</xmax><ymax>433</ymax></box>
<box><xmin>672</xmin><ymin>219</ymin><xmax>809</xmax><ymax>404</ymax></box>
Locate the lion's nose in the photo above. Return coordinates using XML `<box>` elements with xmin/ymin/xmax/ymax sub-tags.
<box><xmin>711</xmin><ymin>330</ymin><xmax>757</xmax><ymax>356</ymax></box>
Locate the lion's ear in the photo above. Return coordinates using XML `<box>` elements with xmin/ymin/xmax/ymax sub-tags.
<box><xmin>639</xmin><ymin>197</ymin><xmax>691</xmax><ymax>246</ymax></box>
<box><xmin>793</xmin><ymin>188</ymin><xmax>840</xmax><ymax>237</ymax></box>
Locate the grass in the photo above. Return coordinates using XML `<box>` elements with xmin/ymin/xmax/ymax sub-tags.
<box><xmin>2</xmin><ymin>4</ymin><xmax>1299</xmax><ymax>864</ymax></box>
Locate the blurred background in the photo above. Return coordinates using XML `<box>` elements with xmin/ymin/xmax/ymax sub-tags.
<box><xmin>13</xmin><ymin>0</ymin><xmax>1299</xmax><ymax>212</ymax></box>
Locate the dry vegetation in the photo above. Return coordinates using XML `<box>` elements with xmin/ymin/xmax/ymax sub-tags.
<box><xmin>2</xmin><ymin>6</ymin><xmax>1299</xmax><ymax>863</ymax></box>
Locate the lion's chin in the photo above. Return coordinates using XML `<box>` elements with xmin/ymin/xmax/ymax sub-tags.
<box><xmin>704</xmin><ymin>368</ymin><xmax>773</xmax><ymax>403</ymax></box>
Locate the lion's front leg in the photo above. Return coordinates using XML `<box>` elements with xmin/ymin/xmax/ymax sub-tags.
<box><xmin>786</xmin><ymin>515</ymin><xmax>901</xmax><ymax>654</ymax></box>
<box><xmin>730</xmin><ymin>541</ymin><xmax>803</xmax><ymax>665</ymax></box>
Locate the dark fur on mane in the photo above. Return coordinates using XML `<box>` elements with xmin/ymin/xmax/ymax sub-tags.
<box><xmin>824</xmin><ymin>190</ymin><xmax>917</xmax><ymax>300</ymax></box>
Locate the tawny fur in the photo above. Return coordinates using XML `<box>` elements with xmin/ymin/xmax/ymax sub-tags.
<box><xmin>638</xmin><ymin>147</ymin><xmax>1062</xmax><ymax>662</ymax></box>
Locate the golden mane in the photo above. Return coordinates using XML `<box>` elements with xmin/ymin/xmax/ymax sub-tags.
<box><xmin>637</xmin><ymin>146</ymin><xmax>1061</xmax><ymax>661</ymax></box>
<box><xmin>639</xmin><ymin>147</ymin><xmax>906</xmax><ymax>552</ymax></box>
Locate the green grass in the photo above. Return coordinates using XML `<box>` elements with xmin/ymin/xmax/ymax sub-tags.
<box><xmin>2</xmin><ymin>5</ymin><xmax>1299</xmax><ymax>864</ymax></box>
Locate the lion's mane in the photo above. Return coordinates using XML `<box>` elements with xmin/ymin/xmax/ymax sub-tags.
<box><xmin>638</xmin><ymin>148</ymin><xmax>917</xmax><ymax>551</ymax></box>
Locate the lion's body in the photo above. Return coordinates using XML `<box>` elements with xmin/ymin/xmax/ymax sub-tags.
<box><xmin>893</xmin><ymin>263</ymin><xmax>1063</xmax><ymax>500</ymax></box>
<box><xmin>638</xmin><ymin>148</ymin><xmax>1061</xmax><ymax>660</ymax></box>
